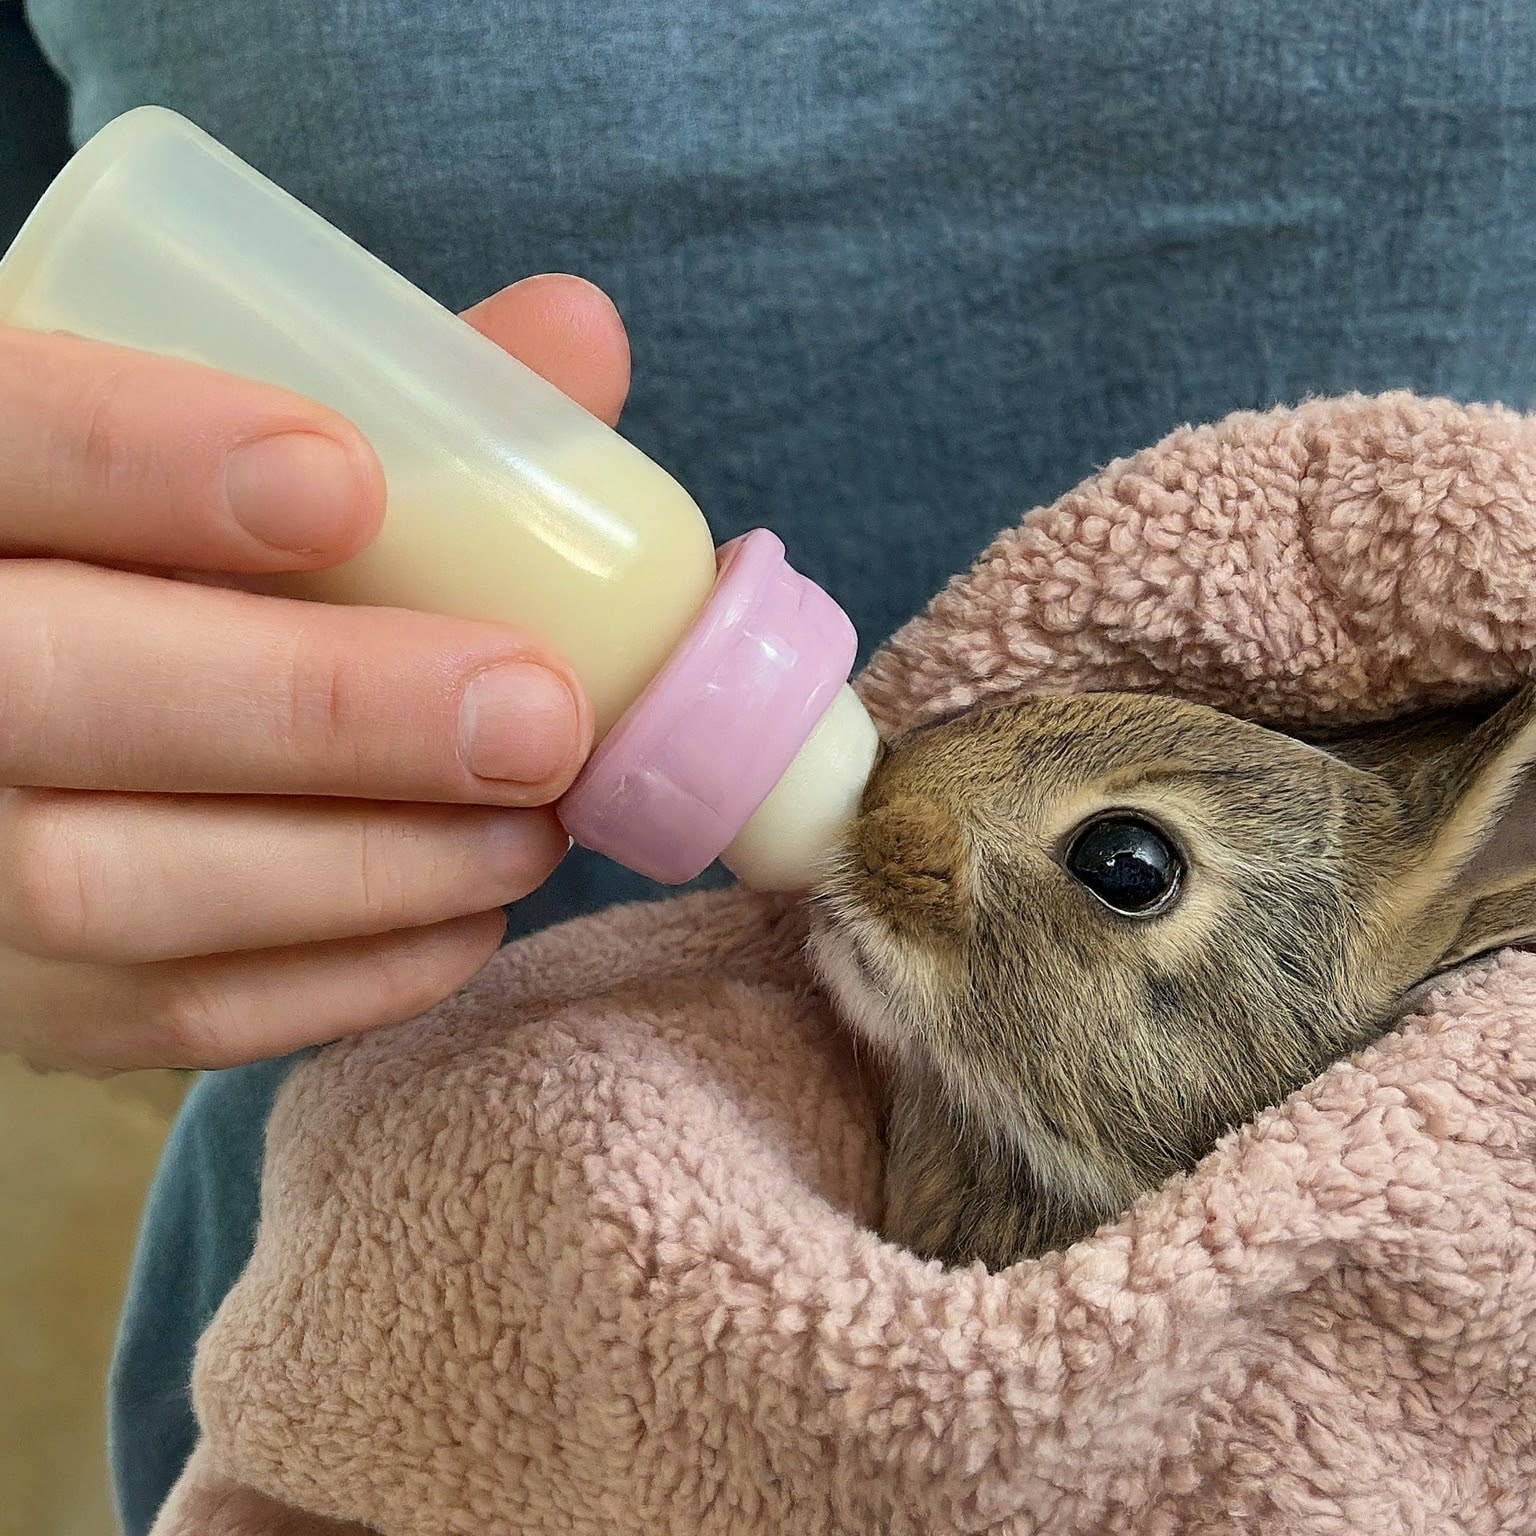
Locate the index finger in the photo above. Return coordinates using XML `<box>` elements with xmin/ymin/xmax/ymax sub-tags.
<box><xmin>0</xmin><ymin>325</ymin><xmax>386</xmax><ymax>569</ymax></box>
<box><xmin>0</xmin><ymin>273</ymin><xmax>633</xmax><ymax>573</ymax></box>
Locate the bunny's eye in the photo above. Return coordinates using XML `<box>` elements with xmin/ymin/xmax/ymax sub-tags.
<box><xmin>1064</xmin><ymin>816</ymin><xmax>1182</xmax><ymax>916</ymax></box>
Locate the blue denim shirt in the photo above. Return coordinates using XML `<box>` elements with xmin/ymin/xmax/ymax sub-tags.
<box><xmin>9</xmin><ymin>1</ymin><xmax>1536</xmax><ymax>1528</ymax></box>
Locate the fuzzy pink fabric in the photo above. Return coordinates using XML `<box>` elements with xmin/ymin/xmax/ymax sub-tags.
<box><xmin>154</xmin><ymin>393</ymin><xmax>1536</xmax><ymax>1535</ymax></box>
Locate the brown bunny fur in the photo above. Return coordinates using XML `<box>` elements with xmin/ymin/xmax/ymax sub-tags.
<box><xmin>809</xmin><ymin>681</ymin><xmax>1536</xmax><ymax>1269</ymax></box>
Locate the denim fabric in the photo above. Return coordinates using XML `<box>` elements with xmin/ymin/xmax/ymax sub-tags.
<box><xmin>0</xmin><ymin>3</ymin><xmax>69</xmax><ymax>247</ymax></box>
<box><xmin>10</xmin><ymin>0</ymin><xmax>1536</xmax><ymax>1528</ymax></box>
<box><xmin>103</xmin><ymin>1057</ymin><xmax>301</xmax><ymax>1536</ymax></box>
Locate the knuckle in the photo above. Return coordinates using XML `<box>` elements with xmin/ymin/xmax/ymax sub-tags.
<box><xmin>53</xmin><ymin>356</ymin><xmax>160</xmax><ymax>505</ymax></box>
<box><xmin>0</xmin><ymin>789</ymin><xmax>106</xmax><ymax>958</ymax></box>
<box><xmin>282</xmin><ymin>623</ymin><xmax>370</xmax><ymax>786</ymax></box>
<box><xmin>0</xmin><ymin>566</ymin><xmax>59</xmax><ymax>748</ymax></box>
<box><xmin>353</xmin><ymin>818</ymin><xmax>414</xmax><ymax>929</ymax></box>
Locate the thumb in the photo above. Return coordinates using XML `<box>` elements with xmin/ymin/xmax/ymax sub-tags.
<box><xmin>460</xmin><ymin>274</ymin><xmax>631</xmax><ymax>428</ymax></box>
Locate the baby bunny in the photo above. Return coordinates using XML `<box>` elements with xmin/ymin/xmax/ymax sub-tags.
<box><xmin>808</xmin><ymin>683</ymin><xmax>1536</xmax><ymax>1270</ymax></box>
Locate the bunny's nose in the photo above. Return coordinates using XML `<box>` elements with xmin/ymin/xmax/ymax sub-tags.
<box><xmin>851</xmin><ymin>795</ymin><xmax>967</xmax><ymax>932</ymax></box>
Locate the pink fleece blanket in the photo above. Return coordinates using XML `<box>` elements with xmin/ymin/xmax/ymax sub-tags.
<box><xmin>154</xmin><ymin>394</ymin><xmax>1536</xmax><ymax>1535</ymax></box>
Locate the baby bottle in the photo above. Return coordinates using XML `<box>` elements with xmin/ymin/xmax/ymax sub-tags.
<box><xmin>0</xmin><ymin>107</ymin><xmax>880</xmax><ymax>890</ymax></box>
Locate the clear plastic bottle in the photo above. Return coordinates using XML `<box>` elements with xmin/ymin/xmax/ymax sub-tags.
<box><xmin>0</xmin><ymin>107</ymin><xmax>879</xmax><ymax>890</ymax></box>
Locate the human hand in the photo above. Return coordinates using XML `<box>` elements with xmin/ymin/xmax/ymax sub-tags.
<box><xmin>0</xmin><ymin>274</ymin><xmax>629</xmax><ymax>1073</ymax></box>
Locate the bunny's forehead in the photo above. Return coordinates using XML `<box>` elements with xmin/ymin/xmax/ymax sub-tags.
<box><xmin>888</xmin><ymin>689</ymin><xmax>1327</xmax><ymax>789</ymax></box>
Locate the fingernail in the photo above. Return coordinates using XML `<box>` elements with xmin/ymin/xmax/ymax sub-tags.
<box><xmin>459</xmin><ymin>662</ymin><xmax>581</xmax><ymax>787</ymax></box>
<box><xmin>224</xmin><ymin>433</ymin><xmax>364</xmax><ymax>553</ymax></box>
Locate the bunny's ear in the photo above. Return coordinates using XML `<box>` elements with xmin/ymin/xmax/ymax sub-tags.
<box><xmin>1373</xmin><ymin>682</ymin><xmax>1536</xmax><ymax>970</ymax></box>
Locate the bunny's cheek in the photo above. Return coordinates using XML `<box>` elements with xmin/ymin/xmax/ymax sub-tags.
<box><xmin>808</xmin><ymin>924</ymin><xmax>912</xmax><ymax>1058</ymax></box>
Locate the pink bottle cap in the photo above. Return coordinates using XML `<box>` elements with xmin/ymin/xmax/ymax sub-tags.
<box><xmin>557</xmin><ymin>529</ymin><xmax>857</xmax><ymax>883</ymax></box>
